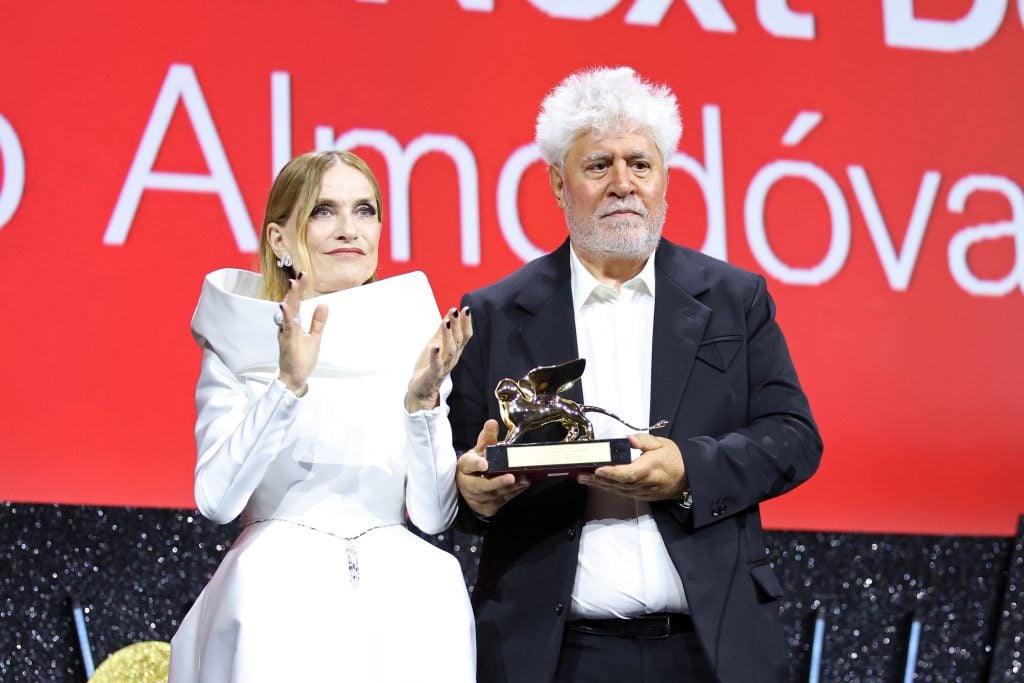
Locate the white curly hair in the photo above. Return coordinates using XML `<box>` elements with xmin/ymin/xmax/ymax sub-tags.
<box><xmin>535</xmin><ymin>66</ymin><xmax>682</xmax><ymax>169</ymax></box>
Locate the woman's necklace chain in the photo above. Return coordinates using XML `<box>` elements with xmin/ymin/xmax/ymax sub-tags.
<box><xmin>243</xmin><ymin>517</ymin><xmax>402</xmax><ymax>586</ymax></box>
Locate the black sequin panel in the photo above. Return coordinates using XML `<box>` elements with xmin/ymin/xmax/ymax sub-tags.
<box><xmin>989</xmin><ymin>517</ymin><xmax>1024</xmax><ymax>681</ymax></box>
<box><xmin>1</xmin><ymin>504</ymin><xmax>238</xmax><ymax>682</ymax></box>
<box><xmin>2</xmin><ymin>503</ymin><xmax>1021</xmax><ymax>681</ymax></box>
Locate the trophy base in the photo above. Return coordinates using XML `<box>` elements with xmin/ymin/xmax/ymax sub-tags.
<box><xmin>485</xmin><ymin>438</ymin><xmax>632</xmax><ymax>478</ymax></box>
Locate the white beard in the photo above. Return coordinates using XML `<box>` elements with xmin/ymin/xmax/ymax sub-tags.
<box><xmin>565</xmin><ymin>194</ymin><xmax>666</xmax><ymax>260</ymax></box>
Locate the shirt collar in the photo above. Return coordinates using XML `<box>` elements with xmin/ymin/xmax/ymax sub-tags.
<box><xmin>569</xmin><ymin>242</ymin><xmax>656</xmax><ymax>312</ymax></box>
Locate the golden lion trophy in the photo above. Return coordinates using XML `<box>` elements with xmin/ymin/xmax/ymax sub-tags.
<box><xmin>485</xmin><ymin>358</ymin><xmax>668</xmax><ymax>477</ymax></box>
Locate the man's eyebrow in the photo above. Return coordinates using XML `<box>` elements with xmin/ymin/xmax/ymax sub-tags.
<box><xmin>579</xmin><ymin>151</ymin><xmax>612</xmax><ymax>164</ymax></box>
<box><xmin>626</xmin><ymin>150</ymin><xmax>657</xmax><ymax>161</ymax></box>
<box><xmin>578</xmin><ymin>150</ymin><xmax>656</xmax><ymax>163</ymax></box>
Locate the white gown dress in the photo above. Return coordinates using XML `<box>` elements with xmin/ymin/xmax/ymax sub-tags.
<box><xmin>168</xmin><ymin>269</ymin><xmax>475</xmax><ymax>683</ymax></box>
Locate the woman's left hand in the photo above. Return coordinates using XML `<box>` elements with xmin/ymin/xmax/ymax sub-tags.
<box><xmin>405</xmin><ymin>307</ymin><xmax>473</xmax><ymax>412</ymax></box>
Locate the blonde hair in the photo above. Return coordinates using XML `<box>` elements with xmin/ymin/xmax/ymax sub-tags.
<box><xmin>258</xmin><ymin>151</ymin><xmax>384</xmax><ymax>300</ymax></box>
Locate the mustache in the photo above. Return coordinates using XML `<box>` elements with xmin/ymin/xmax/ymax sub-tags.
<box><xmin>597</xmin><ymin>199</ymin><xmax>648</xmax><ymax>218</ymax></box>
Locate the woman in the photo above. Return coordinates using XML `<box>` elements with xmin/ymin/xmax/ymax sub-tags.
<box><xmin>169</xmin><ymin>151</ymin><xmax>475</xmax><ymax>682</ymax></box>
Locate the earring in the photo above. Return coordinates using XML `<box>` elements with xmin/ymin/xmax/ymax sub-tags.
<box><xmin>276</xmin><ymin>253</ymin><xmax>293</xmax><ymax>268</ymax></box>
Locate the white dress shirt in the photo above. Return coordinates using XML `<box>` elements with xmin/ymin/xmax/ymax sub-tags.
<box><xmin>568</xmin><ymin>245</ymin><xmax>689</xmax><ymax>618</ymax></box>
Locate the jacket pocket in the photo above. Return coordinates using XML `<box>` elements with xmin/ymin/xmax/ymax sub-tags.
<box><xmin>748</xmin><ymin>560</ymin><xmax>784</xmax><ymax>603</ymax></box>
<box><xmin>695</xmin><ymin>335</ymin><xmax>742</xmax><ymax>372</ymax></box>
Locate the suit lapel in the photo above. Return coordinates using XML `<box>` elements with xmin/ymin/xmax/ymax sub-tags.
<box><xmin>650</xmin><ymin>242</ymin><xmax>711</xmax><ymax>430</ymax></box>
<box><xmin>514</xmin><ymin>240</ymin><xmax>584</xmax><ymax>404</ymax></box>
<box><xmin>511</xmin><ymin>239</ymin><xmax>712</xmax><ymax>417</ymax></box>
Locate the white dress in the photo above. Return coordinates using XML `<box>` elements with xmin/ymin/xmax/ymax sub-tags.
<box><xmin>168</xmin><ymin>269</ymin><xmax>475</xmax><ymax>683</ymax></box>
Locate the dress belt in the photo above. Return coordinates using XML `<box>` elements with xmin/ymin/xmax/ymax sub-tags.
<box><xmin>565</xmin><ymin>613</ymin><xmax>694</xmax><ymax>639</ymax></box>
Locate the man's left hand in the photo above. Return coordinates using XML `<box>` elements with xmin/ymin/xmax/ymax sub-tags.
<box><xmin>578</xmin><ymin>433</ymin><xmax>688</xmax><ymax>502</ymax></box>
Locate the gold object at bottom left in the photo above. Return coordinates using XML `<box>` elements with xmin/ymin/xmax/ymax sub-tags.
<box><xmin>89</xmin><ymin>641</ymin><xmax>170</xmax><ymax>683</ymax></box>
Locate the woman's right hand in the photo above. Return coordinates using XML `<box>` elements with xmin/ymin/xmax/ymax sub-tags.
<box><xmin>277</xmin><ymin>274</ymin><xmax>328</xmax><ymax>397</ymax></box>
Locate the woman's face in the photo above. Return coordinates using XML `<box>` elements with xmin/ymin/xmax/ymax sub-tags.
<box><xmin>271</xmin><ymin>163</ymin><xmax>382</xmax><ymax>296</ymax></box>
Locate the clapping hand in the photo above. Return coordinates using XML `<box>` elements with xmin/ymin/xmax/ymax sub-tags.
<box><xmin>277</xmin><ymin>274</ymin><xmax>329</xmax><ymax>397</ymax></box>
<box><xmin>405</xmin><ymin>306</ymin><xmax>473</xmax><ymax>413</ymax></box>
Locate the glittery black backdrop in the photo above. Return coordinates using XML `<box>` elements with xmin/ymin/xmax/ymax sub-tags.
<box><xmin>1</xmin><ymin>503</ymin><xmax>1021</xmax><ymax>681</ymax></box>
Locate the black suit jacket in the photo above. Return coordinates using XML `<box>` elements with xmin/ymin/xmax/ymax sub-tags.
<box><xmin>449</xmin><ymin>239</ymin><xmax>823</xmax><ymax>683</ymax></box>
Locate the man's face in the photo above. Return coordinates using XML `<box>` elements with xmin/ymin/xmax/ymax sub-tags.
<box><xmin>550</xmin><ymin>130</ymin><xmax>667</xmax><ymax>260</ymax></box>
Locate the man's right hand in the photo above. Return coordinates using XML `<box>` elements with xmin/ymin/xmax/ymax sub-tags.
<box><xmin>456</xmin><ymin>419</ymin><xmax>530</xmax><ymax>518</ymax></box>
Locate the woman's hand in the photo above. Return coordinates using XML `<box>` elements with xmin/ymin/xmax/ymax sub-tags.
<box><xmin>277</xmin><ymin>274</ymin><xmax>328</xmax><ymax>397</ymax></box>
<box><xmin>405</xmin><ymin>306</ymin><xmax>472</xmax><ymax>412</ymax></box>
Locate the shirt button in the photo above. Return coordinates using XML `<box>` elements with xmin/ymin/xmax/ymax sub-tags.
<box><xmin>554</xmin><ymin>602</ymin><xmax>564</xmax><ymax>616</ymax></box>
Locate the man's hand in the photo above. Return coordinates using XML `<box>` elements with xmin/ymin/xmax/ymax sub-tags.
<box><xmin>456</xmin><ymin>420</ymin><xmax>530</xmax><ymax>518</ymax></box>
<box><xmin>577</xmin><ymin>433</ymin><xmax>688</xmax><ymax>502</ymax></box>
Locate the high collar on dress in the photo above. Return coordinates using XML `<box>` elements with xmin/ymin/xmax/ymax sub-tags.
<box><xmin>191</xmin><ymin>269</ymin><xmax>439</xmax><ymax>377</ymax></box>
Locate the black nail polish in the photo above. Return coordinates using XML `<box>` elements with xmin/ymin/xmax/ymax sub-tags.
<box><xmin>453</xmin><ymin>309</ymin><xmax>459</xmax><ymax>318</ymax></box>
<box><xmin>446</xmin><ymin>320</ymin><xmax>451</xmax><ymax>329</ymax></box>
<box><xmin>465</xmin><ymin>308</ymin><xmax>471</xmax><ymax>317</ymax></box>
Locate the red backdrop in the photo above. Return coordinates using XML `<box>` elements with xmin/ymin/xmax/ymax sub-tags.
<box><xmin>1</xmin><ymin>1</ymin><xmax>1021</xmax><ymax>535</ymax></box>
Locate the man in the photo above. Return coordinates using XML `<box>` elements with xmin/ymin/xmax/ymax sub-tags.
<box><xmin>449</xmin><ymin>66</ymin><xmax>822</xmax><ymax>683</ymax></box>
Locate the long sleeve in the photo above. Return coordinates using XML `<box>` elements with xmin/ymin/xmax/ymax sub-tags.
<box><xmin>403</xmin><ymin>377</ymin><xmax>459</xmax><ymax>535</ymax></box>
<box><xmin>193</xmin><ymin>346</ymin><xmax>301</xmax><ymax>524</ymax></box>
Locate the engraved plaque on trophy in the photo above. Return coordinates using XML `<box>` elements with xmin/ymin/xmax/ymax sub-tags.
<box><xmin>485</xmin><ymin>358</ymin><xmax>668</xmax><ymax>478</ymax></box>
